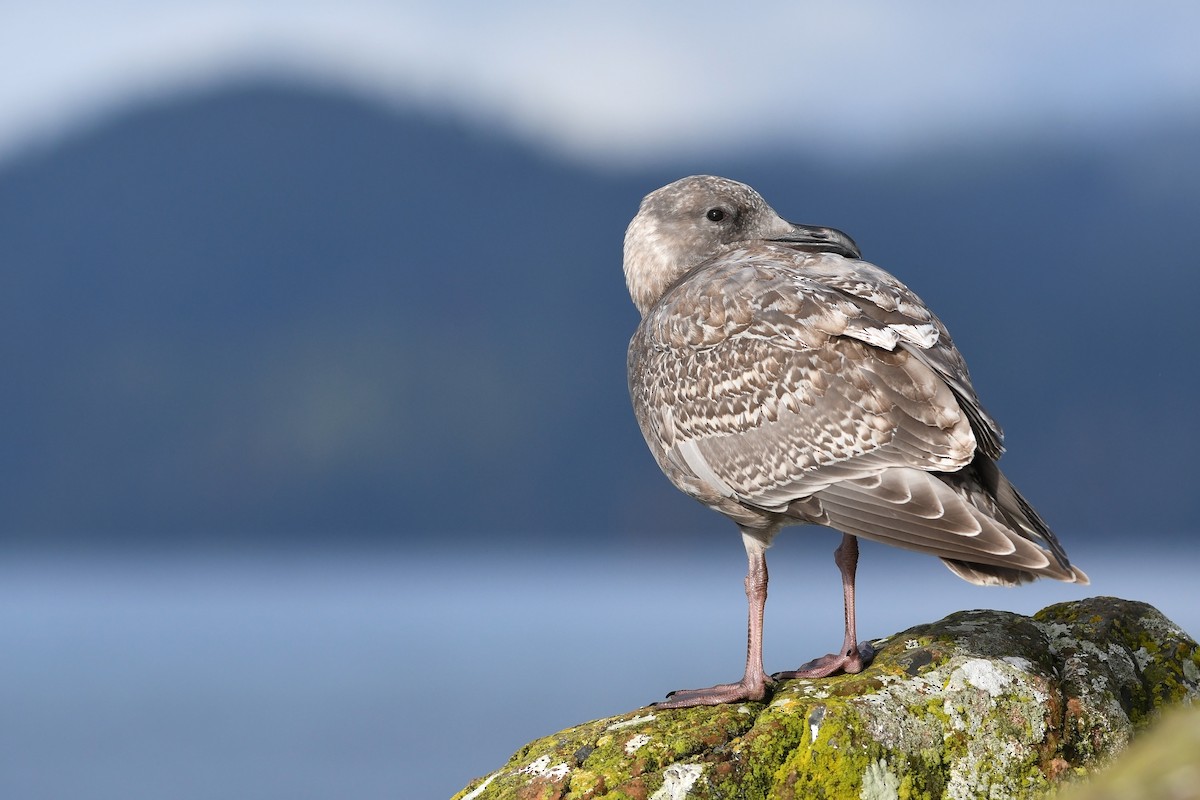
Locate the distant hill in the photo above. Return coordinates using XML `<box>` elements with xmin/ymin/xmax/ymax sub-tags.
<box><xmin>2</xmin><ymin>80</ymin><xmax>1196</xmax><ymax>547</ymax></box>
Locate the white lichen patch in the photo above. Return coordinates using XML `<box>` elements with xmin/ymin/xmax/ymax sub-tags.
<box><xmin>544</xmin><ymin>763</ymin><xmax>570</xmax><ymax>780</ymax></box>
<box><xmin>517</xmin><ymin>754</ymin><xmax>570</xmax><ymax>780</ymax></box>
<box><xmin>1105</xmin><ymin>643</ymin><xmax>1141</xmax><ymax>692</ymax></box>
<box><xmin>1184</xmin><ymin>656</ymin><xmax>1199</xmax><ymax>684</ymax></box>
<box><xmin>1143</xmin><ymin>613</ymin><xmax>1190</xmax><ymax>641</ymax></box>
<box><xmin>809</xmin><ymin>705</ymin><xmax>826</xmax><ymax>743</ymax></box>
<box><xmin>1000</xmin><ymin>657</ymin><xmax>1048</xmax><ymax>701</ymax></box>
<box><xmin>786</xmin><ymin>682</ymin><xmax>832</xmax><ymax>699</ymax></box>
<box><xmin>854</xmin><ymin>670</ymin><xmax>955</xmax><ymax>751</ymax></box>
<box><xmin>942</xmin><ymin>733</ymin><xmax>1035</xmax><ymax>800</ymax></box>
<box><xmin>850</xmin><ymin>648</ymin><xmax>1052</xmax><ymax>799</ymax></box>
<box><xmin>606</xmin><ymin>713</ymin><xmax>656</xmax><ymax>731</ymax></box>
<box><xmin>650</xmin><ymin>763</ymin><xmax>703</xmax><ymax>800</ymax></box>
<box><xmin>518</xmin><ymin>755</ymin><xmax>552</xmax><ymax>775</ymax></box>
<box><xmin>460</xmin><ymin>770</ymin><xmax>500</xmax><ymax>800</ymax></box>
<box><xmin>1002</xmin><ymin>656</ymin><xmax>1033</xmax><ymax>672</ymax></box>
<box><xmin>1132</xmin><ymin>646</ymin><xmax>1153</xmax><ymax>671</ymax></box>
<box><xmin>1038</xmin><ymin>621</ymin><xmax>1072</xmax><ymax>640</ymax></box>
<box><xmin>860</xmin><ymin>758</ymin><xmax>900</xmax><ymax>800</ymax></box>
<box><xmin>948</xmin><ymin>657</ymin><xmax>1013</xmax><ymax>697</ymax></box>
<box><xmin>625</xmin><ymin>733</ymin><xmax>651</xmax><ymax>754</ymax></box>
<box><xmin>904</xmin><ymin>639</ymin><xmax>921</xmax><ymax>650</ymax></box>
<box><xmin>1082</xmin><ymin>639</ymin><xmax>1111</xmax><ymax>662</ymax></box>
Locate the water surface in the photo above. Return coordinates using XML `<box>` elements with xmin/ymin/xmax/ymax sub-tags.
<box><xmin>0</xmin><ymin>539</ymin><xmax>1193</xmax><ymax>799</ymax></box>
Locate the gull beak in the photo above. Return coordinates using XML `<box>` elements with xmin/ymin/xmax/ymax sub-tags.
<box><xmin>769</xmin><ymin>222</ymin><xmax>861</xmax><ymax>260</ymax></box>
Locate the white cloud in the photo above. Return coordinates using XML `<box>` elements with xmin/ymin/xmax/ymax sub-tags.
<box><xmin>1</xmin><ymin>1</ymin><xmax>1198</xmax><ymax>166</ymax></box>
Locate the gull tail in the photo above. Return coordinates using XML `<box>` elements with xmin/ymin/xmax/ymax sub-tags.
<box><xmin>794</xmin><ymin>457</ymin><xmax>1088</xmax><ymax>588</ymax></box>
<box><xmin>939</xmin><ymin>456</ymin><xmax>1088</xmax><ymax>586</ymax></box>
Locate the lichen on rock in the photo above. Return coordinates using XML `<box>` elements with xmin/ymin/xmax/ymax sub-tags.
<box><xmin>1057</xmin><ymin>703</ymin><xmax>1200</xmax><ymax>800</ymax></box>
<box><xmin>452</xmin><ymin>597</ymin><xmax>1199</xmax><ymax>800</ymax></box>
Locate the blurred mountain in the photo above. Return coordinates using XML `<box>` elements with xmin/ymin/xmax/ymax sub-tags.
<box><xmin>1</xmin><ymin>81</ymin><xmax>1196</xmax><ymax>548</ymax></box>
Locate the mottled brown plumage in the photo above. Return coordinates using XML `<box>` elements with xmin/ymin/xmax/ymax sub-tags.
<box><xmin>624</xmin><ymin>175</ymin><xmax>1086</xmax><ymax>708</ymax></box>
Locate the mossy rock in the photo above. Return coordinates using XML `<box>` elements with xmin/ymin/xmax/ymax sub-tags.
<box><xmin>453</xmin><ymin>597</ymin><xmax>1199</xmax><ymax>800</ymax></box>
<box><xmin>1057</xmin><ymin>703</ymin><xmax>1200</xmax><ymax>800</ymax></box>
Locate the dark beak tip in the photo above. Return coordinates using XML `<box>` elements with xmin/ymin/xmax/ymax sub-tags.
<box><xmin>772</xmin><ymin>234</ymin><xmax>861</xmax><ymax>260</ymax></box>
<box><xmin>770</xmin><ymin>222</ymin><xmax>860</xmax><ymax>260</ymax></box>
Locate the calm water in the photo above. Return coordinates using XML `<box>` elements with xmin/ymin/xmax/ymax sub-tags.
<box><xmin>0</xmin><ymin>538</ymin><xmax>1195</xmax><ymax>799</ymax></box>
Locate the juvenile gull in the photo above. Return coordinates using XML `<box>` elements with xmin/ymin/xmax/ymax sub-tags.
<box><xmin>624</xmin><ymin>175</ymin><xmax>1087</xmax><ymax>709</ymax></box>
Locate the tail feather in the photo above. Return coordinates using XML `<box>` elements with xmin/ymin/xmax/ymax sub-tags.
<box><xmin>949</xmin><ymin>455</ymin><xmax>1077</xmax><ymax>574</ymax></box>
<box><xmin>941</xmin><ymin>556</ymin><xmax>1089</xmax><ymax>587</ymax></box>
<box><xmin>793</xmin><ymin>456</ymin><xmax>1087</xmax><ymax>586</ymax></box>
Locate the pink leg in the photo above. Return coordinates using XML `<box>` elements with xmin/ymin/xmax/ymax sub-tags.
<box><xmin>655</xmin><ymin>535</ymin><xmax>773</xmax><ymax>708</ymax></box>
<box><xmin>774</xmin><ymin>533</ymin><xmax>875</xmax><ymax>680</ymax></box>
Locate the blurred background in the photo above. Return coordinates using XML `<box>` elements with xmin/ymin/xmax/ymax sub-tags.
<box><xmin>2</xmin><ymin>2</ymin><xmax>1198</xmax><ymax>798</ymax></box>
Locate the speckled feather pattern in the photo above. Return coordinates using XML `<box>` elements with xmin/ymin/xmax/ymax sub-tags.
<box><xmin>625</xmin><ymin>176</ymin><xmax>1084</xmax><ymax>585</ymax></box>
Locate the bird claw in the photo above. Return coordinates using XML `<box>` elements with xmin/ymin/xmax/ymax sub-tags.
<box><xmin>772</xmin><ymin>641</ymin><xmax>877</xmax><ymax>680</ymax></box>
<box><xmin>652</xmin><ymin>676</ymin><xmax>772</xmax><ymax>709</ymax></box>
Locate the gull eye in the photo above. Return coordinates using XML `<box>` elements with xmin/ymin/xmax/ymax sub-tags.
<box><xmin>705</xmin><ymin>208</ymin><xmax>726</xmax><ymax>222</ymax></box>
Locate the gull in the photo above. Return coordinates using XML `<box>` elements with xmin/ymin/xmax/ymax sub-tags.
<box><xmin>624</xmin><ymin>175</ymin><xmax>1087</xmax><ymax>708</ymax></box>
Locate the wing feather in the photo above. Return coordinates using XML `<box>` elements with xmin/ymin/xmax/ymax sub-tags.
<box><xmin>627</xmin><ymin>241</ymin><xmax>1081</xmax><ymax>586</ymax></box>
<box><xmin>629</xmin><ymin>248</ymin><xmax>980</xmax><ymax>508</ymax></box>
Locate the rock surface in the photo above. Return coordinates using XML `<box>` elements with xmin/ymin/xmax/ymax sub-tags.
<box><xmin>453</xmin><ymin>597</ymin><xmax>1199</xmax><ymax>800</ymax></box>
<box><xmin>1060</xmin><ymin>703</ymin><xmax>1200</xmax><ymax>800</ymax></box>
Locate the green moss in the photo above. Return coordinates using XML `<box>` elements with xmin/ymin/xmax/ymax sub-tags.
<box><xmin>761</xmin><ymin>701</ymin><xmax>876</xmax><ymax>799</ymax></box>
<box><xmin>453</xmin><ymin>599</ymin><xmax>1199</xmax><ymax>800</ymax></box>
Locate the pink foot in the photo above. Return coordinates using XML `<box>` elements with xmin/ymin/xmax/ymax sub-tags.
<box><xmin>652</xmin><ymin>675</ymin><xmax>773</xmax><ymax>709</ymax></box>
<box><xmin>773</xmin><ymin>641</ymin><xmax>876</xmax><ymax>680</ymax></box>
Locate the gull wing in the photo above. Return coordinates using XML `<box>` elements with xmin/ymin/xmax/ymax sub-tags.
<box><xmin>629</xmin><ymin>247</ymin><xmax>984</xmax><ymax>510</ymax></box>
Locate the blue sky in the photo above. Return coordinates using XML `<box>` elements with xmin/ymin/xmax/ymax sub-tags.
<box><xmin>3</xmin><ymin>1</ymin><xmax>1198</xmax><ymax>166</ymax></box>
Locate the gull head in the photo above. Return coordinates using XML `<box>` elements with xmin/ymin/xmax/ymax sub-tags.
<box><xmin>623</xmin><ymin>175</ymin><xmax>860</xmax><ymax>316</ymax></box>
